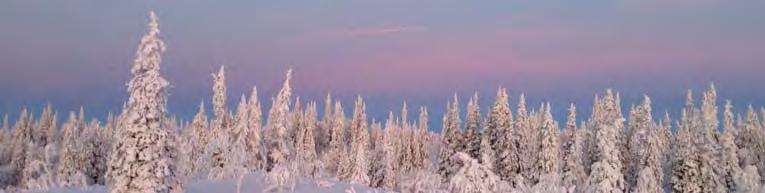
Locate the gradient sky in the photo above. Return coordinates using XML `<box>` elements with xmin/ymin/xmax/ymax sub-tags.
<box><xmin>1</xmin><ymin>1</ymin><xmax>764</xmax><ymax>129</ymax></box>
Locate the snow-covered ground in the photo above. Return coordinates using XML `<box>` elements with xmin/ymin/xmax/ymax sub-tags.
<box><xmin>33</xmin><ymin>173</ymin><xmax>386</xmax><ymax>193</ymax></box>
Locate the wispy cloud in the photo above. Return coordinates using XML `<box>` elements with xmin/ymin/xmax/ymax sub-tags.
<box><xmin>341</xmin><ymin>25</ymin><xmax>426</xmax><ymax>38</ymax></box>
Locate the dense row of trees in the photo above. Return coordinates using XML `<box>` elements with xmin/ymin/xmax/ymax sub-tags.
<box><xmin>1</xmin><ymin>12</ymin><xmax>765</xmax><ymax>193</ymax></box>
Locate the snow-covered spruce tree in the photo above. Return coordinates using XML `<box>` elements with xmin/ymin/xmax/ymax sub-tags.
<box><xmin>588</xmin><ymin>91</ymin><xmax>627</xmax><ymax>186</ymax></box>
<box><xmin>659</xmin><ymin>112</ymin><xmax>672</xmax><ymax>152</ymax></box>
<box><xmin>317</xmin><ymin>93</ymin><xmax>333</xmax><ymax>156</ymax></box>
<box><xmin>265</xmin><ymin>68</ymin><xmax>296</xmax><ymax>190</ymax></box>
<box><xmin>212</xmin><ymin>66</ymin><xmax>228</xmax><ymax>128</ymax></box>
<box><xmin>721</xmin><ymin>101</ymin><xmax>742</xmax><ymax>192</ymax></box>
<box><xmin>178</xmin><ymin>113</ymin><xmax>194</xmax><ymax>178</ymax></box>
<box><xmin>290</xmin><ymin>98</ymin><xmax>303</xmax><ymax>147</ymax></box>
<box><xmin>80</xmin><ymin>119</ymin><xmax>111</xmax><ymax>185</ymax></box>
<box><xmin>487</xmin><ymin>88</ymin><xmax>516</xmax><ymax>181</ymax></box>
<box><xmin>584</xmin><ymin>96</ymin><xmax>602</xmax><ymax>175</ymax></box>
<box><xmin>12</xmin><ymin>108</ymin><xmax>33</xmax><ymax>146</ymax></box>
<box><xmin>412</xmin><ymin>106</ymin><xmax>429</xmax><ymax>171</ymax></box>
<box><xmin>207</xmin><ymin>65</ymin><xmax>233</xmax><ymax>180</ymax></box>
<box><xmin>341</xmin><ymin>96</ymin><xmax>371</xmax><ymax>185</ymax></box>
<box><xmin>612</xmin><ymin>93</ymin><xmax>629</xmax><ymax>189</ymax></box>
<box><xmin>369</xmin><ymin>121</ymin><xmax>385</xmax><ymax>188</ymax></box>
<box><xmin>397</xmin><ymin>102</ymin><xmax>416</xmax><ymax>174</ymax></box>
<box><xmin>532</xmin><ymin>103</ymin><xmax>565</xmax><ymax>193</ymax></box>
<box><xmin>447</xmin><ymin>152</ymin><xmax>501</xmax><ymax>193</ymax></box>
<box><xmin>438</xmin><ymin>95</ymin><xmax>462</xmax><ymax>180</ymax></box>
<box><xmin>101</xmin><ymin>117</ymin><xmax>116</xmax><ymax>180</ymax></box>
<box><xmin>671</xmin><ymin>109</ymin><xmax>702</xmax><ymax>193</ymax></box>
<box><xmin>696</xmin><ymin>85</ymin><xmax>726</xmax><ymax>193</ymax></box>
<box><xmin>33</xmin><ymin>104</ymin><xmax>57</xmax><ymax>148</ymax></box>
<box><xmin>398</xmin><ymin>104</ymin><xmax>411</xmax><ymax>173</ymax></box>
<box><xmin>232</xmin><ymin>95</ymin><xmax>250</xmax><ymax>146</ymax></box>
<box><xmin>625</xmin><ymin>96</ymin><xmax>656</xmax><ymax>190</ymax></box>
<box><xmin>246</xmin><ymin>86</ymin><xmax>266</xmax><ymax>171</ymax></box>
<box><xmin>462</xmin><ymin>93</ymin><xmax>482</xmax><ymax>160</ymax></box>
<box><xmin>382</xmin><ymin>112</ymin><xmax>401</xmax><ymax>190</ymax></box>
<box><xmin>516</xmin><ymin>94</ymin><xmax>539</xmax><ymax>185</ymax></box>
<box><xmin>104</xmin><ymin>111</ymin><xmax>116</xmax><ymax>137</ymax></box>
<box><xmin>22</xmin><ymin>104</ymin><xmax>58</xmax><ymax>179</ymax></box>
<box><xmin>401</xmin><ymin>102</ymin><xmax>409</xmax><ymax>127</ymax></box>
<box><xmin>105</xmin><ymin>11</ymin><xmax>182</xmax><ymax>193</ymax></box>
<box><xmin>629</xmin><ymin>97</ymin><xmax>665</xmax><ymax>193</ymax></box>
<box><xmin>209</xmin><ymin>95</ymin><xmax>249</xmax><ymax>180</ymax></box>
<box><xmin>585</xmin><ymin>90</ymin><xmax>626</xmax><ymax>193</ymax></box>
<box><xmin>9</xmin><ymin>108</ymin><xmax>33</xmax><ymax>187</ymax></box>
<box><xmin>325</xmin><ymin>100</ymin><xmax>347</xmax><ymax>177</ymax></box>
<box><xmin>186</xmin><ymin>102</ymin><xmax>209</xmax><ymax>178</ymax></box>
<box><xmin>658</xmin><ymin>111</ymin><xmax>673</xmax><ymax>191</ymax></box>
<box><xmin>418</xmin><ymin>106</ymin><xmax>429</xmax><ymax>132</ymax></box>
<box><xmin>737</xmin><ymin>105</ymin><xmax>765</xmax><ymax>181</ymax></box>
<box><xmin>295</xmin><ymin>102</ymin><xmax>319</xmax><ymax>178</ymax></box>
<box><xmin>536</xmin><ymin>103</ymin><xmax>560</xmax><ymax>179</ymax></box>
<box><xmin>659</xmin><ymin>111</ymin><xmax>673</xmax><ymax>178</ymax></box>
<box><xmin>56</xmin><ymin>112</ymin><xmax>82</xmax><ymax>187</ymax></box>
<box><xmin>562</xmin><ymin>103</ymin><xmax>586</xmax><ymax>192</ymax></box>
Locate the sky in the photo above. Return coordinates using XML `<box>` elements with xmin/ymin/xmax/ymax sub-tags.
<box><xmin>1</xmin><ymin>1</ymin><xmax>764</xmax><ymax>129</ymax></box>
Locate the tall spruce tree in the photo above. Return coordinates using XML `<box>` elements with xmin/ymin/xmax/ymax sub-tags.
<box><xmin>736</xmin><ymin>105</ymin><xmax>765</xmax><ymax>182</ymax></box>
<box><xmin>10</xmin><ymin>108</ymin><xmax>33</xmax><ymax>187</ymax></box>
<box><xmin>630</xmin><ymin>96</ymin><xmax>665</xmax><ymax>193</ymax></box>
<box><xmin>207</xmin><ymin>65</ymin><xmax>231</xmax><ymax>179</ymax></box>
<box><xmin>412</xmin><ymin>106</ymin><xmax>429</xmax><ymax>171</ymax></box>
<box><xmin>325</xmin><ymin>100</ymin><xmax>347</xmax><ymax>176</ymax></box>
<box><xmin>462</xmin><ymin>93</ymin><xmax>481</xmax><ymax>159</ymax></box>
<box><xmin>585</xmin><ymin>90</ymin><xmax>626</xmax><ymax>193</ymax></box>
<box><xmin>562</xmin><ymin>103</ymin><xmax>586</xmax><ymax>192</ymax></box>
<box><xmin>56</xmin><ymin>112</ymin><xmax>86</xmax><ymax>187</ymax></box>
<box><xmin>187</xmin><ymin>102</ymin><xmax>209</xmax><ymax>177</ymax></box>
<box><xmin>369</xmin><ymin>120</ymin><xmax>386</xmax><ymax>188</ymax></box>
<box><xmin>720</xmin><ymin>100</ymin><xmax>741</xmax><ymax>192</ymax></box>
<box><xmin>671</xmin><ymin>109</ymin><xmax>702</xmax><ymax>193</ymax></box>
<box><xmin>516</xmin><ymin>94</ymin><xmax>539</xmax><ymax>184</ymax></box>
<box><xmin>537</xmin><ymin>103</ymin><xmax>560</xmax><ymax>176</ymax></box>
<box><xmin>487</xmin><ymin>88</ymin><xmax>515</xmax><ymax>181</ymax></box>
<box><xmin>295</xmin><ymin>102</ymin><xmax>318</xmax><ymax>177</ymax></box>
<box><xmin>696</xmin><ymin>85</ymin><xmax>726</xmax><ymax>193</ymax></box>
<box><xmin>342</xmin><ymin>96</ymin><xmax>370</xmax><ymax>185</ymax></box>
<box><xmin>318</xmin><ymin>93</ymin><xmax>333</xmax><ymax>155</ymax></box>
<box><xmin>626</xmin><ymin>96</ymin><xmax>656</xmax><ymax>190</ymax></box>
<box><xmin>266</xmin><ymin>69</ymin><xmax>294</xmax><ymax>170</ymax></box>
<box><xmin>106</xmin><ymin>11</ymin><xmax>181</xmax><ymax>193</ymax></box>
<box><xmin>246</xmin><ymin>86</ymin><xmax>265</xmax><ymax>171</ymax></box>
<box><xmin>438</xmin><ymin>95</ymin><xmax>462</xmax><ymax>179</ymax></box>
<box><xmin>382</xmin><ymin>112</ymin><xmax>401</xmax><ymax>190</ymax></box>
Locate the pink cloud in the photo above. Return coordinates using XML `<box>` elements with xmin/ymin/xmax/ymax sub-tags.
<box><xmin>341</xmin><ymin>26</ymin><xmax>426</xmax><ymax>38</ymax></box>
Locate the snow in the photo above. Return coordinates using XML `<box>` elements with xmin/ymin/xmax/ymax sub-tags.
<box><xmin>32</xmin><ymin>172</ymin><xmax>386</xmax><ymax>193</ymax></box>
